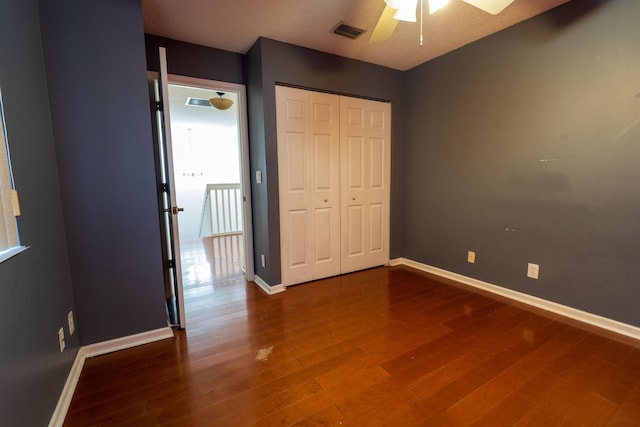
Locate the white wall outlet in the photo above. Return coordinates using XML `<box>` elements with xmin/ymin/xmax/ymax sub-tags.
<box><xmin>256</xmin><ymin>170</ymin><xmax>262</xmax><ymax>184</ymax></box>
<box><xmin>68</xmin><ymin>311</ymin><xmax>75</xmax><ymax>336</ymax></box>
<box><xmin>58</xmin><ymin>327</ymin><xmax>65</xmax><ymax>352</ymax></box>
<box><xmin>467</xmin><ymin>251</ymin><xmax>476</xmax><ymax>264</ymax></box>
<box><xmin>527</xmin><ymin>263</ymin><xmax>539</xmax><ymax>279</ymax></box>
<box><xmin>261</xmin><ymin>254</ymin><xmax>266</xmax><ymax>268</ymax></box>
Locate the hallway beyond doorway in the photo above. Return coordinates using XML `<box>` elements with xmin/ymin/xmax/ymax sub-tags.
<box><xmin>180</xmin><ymin>234</ymin><xmax>246</xmax><ymax>324</ymax></box>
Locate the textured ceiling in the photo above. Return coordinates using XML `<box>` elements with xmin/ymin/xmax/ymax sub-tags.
<box><xmin>142</xmin><ymin>0</ymin><xmax>571</xmax><ymax>71</ymax></box>
<box><xmin>168</xmin><ymin>84</ymin><xmax>238</xmax><ymax>128</ymax></box>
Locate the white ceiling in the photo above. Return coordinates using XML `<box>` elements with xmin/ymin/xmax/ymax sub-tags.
<box><xmin>142</xmin><ymin>0</ymin><xmax>571</xmax><ymax>71</ymax></box>
<box><xmin>168</xmin><ymin>84</ymin><xmax>239</xmax><ymax>128</ymax></box>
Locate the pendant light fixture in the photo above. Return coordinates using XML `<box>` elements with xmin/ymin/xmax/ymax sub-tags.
<box><xmin>209</xmin><ymin>92</ymin><xmax>233</xmax><ymax>110</ymax></box>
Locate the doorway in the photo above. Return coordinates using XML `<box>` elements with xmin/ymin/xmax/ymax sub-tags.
<box><xmin>156</xmin><ymin>73</ymin><xmax>254</xmax><ymax>328</ymax></box>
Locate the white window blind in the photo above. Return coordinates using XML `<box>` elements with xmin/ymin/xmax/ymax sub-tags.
<box><xmin>0</xmin><ymin>88</ymin><xmax>19</xmax><ymax>253</ymax></box>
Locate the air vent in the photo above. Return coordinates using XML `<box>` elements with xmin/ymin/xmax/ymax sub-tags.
<box><xmin>332</xmin><ymin>22</ymin><xmax>367</xmax><ymax>40</ymax></box>
<box><xmin>185</xmin><ymin>97</ymin><xmax>213</xmax><ymax>108</ymax></box>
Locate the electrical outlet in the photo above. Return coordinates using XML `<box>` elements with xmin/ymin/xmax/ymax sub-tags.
<box><xmin>68</xmin><ymin>311</ymin><xmax>75</xmax><ymax>336</ymax></box>
<box><xmin>261</xmin><ymin>254</ymin><xmax>266</xmax><ymax>268</ymax></box>
<box><xmin>527</xmin><ymin>263</ymin><xmax>539</xmax><ymax>279</ymax></box>
<box><xmin>58</xmin><ymin>327</ymin><xmax>65</xmax><ymax>352</ymax></box>
<box><xmin>467</xmin><ymin>251</ymin><xmax>475</xmax><ymax>264</ymax></box>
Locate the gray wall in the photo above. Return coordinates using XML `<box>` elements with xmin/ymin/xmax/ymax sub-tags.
<box><xmin>404</xmin><ymin>0</ymin><xmax>640</xmax><ymax>326</ymax></box>
<box><xmin>2</xmin><ymin>1</ymin><xmax>637</xmax><ymax>423</ymax></box>
<box><xmin>141</xmin><ymin>36</ymin><xmax>405</xmax><ymax>288</ymax></box>
<box><xmin>145</xmin><ymin>34</ymin><xmax>245</xmax><ymax>84</ymax></box>
<box><xmin>0</xmin><ymin>1</ymin><xmax>78</xmax><ymax>425</ymax></box>
<box><xmin>38</xmin><ymin>0</ymin><xmax>168</xmax><ymax>344</ymax></box>
<box><xmin>246</xmin><ymin>38</ymin><xmax>405</xmax><ymax>286</ymax></box>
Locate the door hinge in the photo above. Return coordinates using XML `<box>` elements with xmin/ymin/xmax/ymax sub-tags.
<box><xmin>155</xmin><ymin>101</ymin><xmax>163</xmax><ymax>111</ymax></box>
<box><xmin>167</xmin><ymin>259</ymin><xmax>175</xmax><ymax>269</ymax></box>
<box><xmin>161</xmin><ymin>183</ymin><xmax>169</xmax><ymax>192</ymax></box>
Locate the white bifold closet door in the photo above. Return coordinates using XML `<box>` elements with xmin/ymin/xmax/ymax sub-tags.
<box><xmin>276</xmin><ymin>86</ymin><xmax>391</xmax><ymax>287</ymax></box>
<box><xmin>339</xmin><ymin>96</ymin><xmax>391</xmax><ymax>274</ymax></box>
<box><xmin>276</xmin><ymin>86</ymin><xmax>341</xmax><ymax>286</ymax></box>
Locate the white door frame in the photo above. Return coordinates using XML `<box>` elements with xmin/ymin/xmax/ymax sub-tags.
<box><xmin>163</xmin><ymin>73</ymin><xmax>255</xmax><ymax>282</ymax></box>
<box><xmin>157</xmin><ymin>48</ymin><xmax>187</xmax><ymax>329</ymax></box>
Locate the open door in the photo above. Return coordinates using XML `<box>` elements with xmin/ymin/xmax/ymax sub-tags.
<box><xmin>151</xmin><ymin>47</ymin><xmax>186</xmax><ymax>329</ymax></box>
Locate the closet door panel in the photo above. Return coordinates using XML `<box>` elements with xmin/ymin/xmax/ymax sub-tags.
<box><xmin>347</xmin><ymin>204</ymin><xmax>365</xmax><ymax>257</ymax></box>
<box><xmin>367</xmin><ymin>136</ymin><xmax>385</xmax><ymax>258</ymax></box>
<box><xmin>340</xmin><ymin>96</ymin><xmax>391</xmax><ymax>273</ymax></box>
<box><xmin>369</xmin><ymin>137</ymin><xmax>384</xmax><ymax>189</ymax></box>
<box><xmin>277</xmin><ymin>86</ymin><xmax>340</xmax><ymax>285</ymax></box>
<box><xmin>285</xmin><ymin>133</ymin><xmax>307</xmax><ymax>195</ymax></box>
<box><xmin>279</xmin><ymin>132</ymin><xmax>312</xmax><ymax>283</ymax></box>
<box><xmin>278</xmin><ymin>87</ymin><xmax>390</xmax><ymax>285</ymax></box>
<box><xmin>282</xmin><ymin>132</ymin><xmax>310</xmax><ymax>279</ymax></box>
<box><xmin>277</xmin><ymin>87</ymin><xmax>312</xmax><ymax>285</ymax></box>
<box><xmin>314</xmin><ymin>207</ymin><xmax>332</xmax><ymax>262</ymax></box>
<box><xmin>341</xmin><ymin>100</ymin><xmax>368</xmax><ymax>273</ymax></box>
<box><xmin>365</xmin><ymin>102</ymin><xmax>391</xmax><ymax>267</ymax></box>
<box><xmin>346</xmin><ymin>137</ymin><xmax>364</xmax><ymax>189</ymax></box>
<box><xmin>369</xmin><ymin>203</ymin><xmax>384</xmax><ymax>253</ymax></box>
<box><xmin>286</xmin><ymin>210</ymin><xmax>308</xmax><ymax>265</ymax></box>
<box><xmin>313</xmin><ymin>135</ymin><xmax>331</xmax><ymax>190</ymax></box>
<box><xmin>309</xmin><ymin>93</ymin><xmax>341</xmax><ymax>280</ymax></box>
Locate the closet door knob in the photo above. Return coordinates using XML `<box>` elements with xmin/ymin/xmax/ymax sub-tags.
<box><xmin>323</xmin><ymin>198</ymin><xmax>328</xmax><ymax>202</ymax></box>
<box><xmin>352</xmin><ymin>196</ymin><xmax>356</xmax><ymax>201</ymax></box>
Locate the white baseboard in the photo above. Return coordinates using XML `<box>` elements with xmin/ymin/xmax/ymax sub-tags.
<box><xmin>388</xmin><ymin>258</ymin><xmax>404</xmax><ymax>267</ymax></box>
<box><xmin>391</xmin><ymin>257</ymin><xmax>640</xmax><ymax>341</ymax></box>
<box><xmin>49</xmin><ymin>326</ymin><xmax>174</xmax><ymax>427</ymax></box>
<box><xmin>253</xmin><ymin>275</ymin><xmax>286</xmax><ymax>295</ymax></box>
<box><xmin>81</xmin><ymin>327</ymin><xmax>174</xmax><ymax>358</ymax></box>
<box><xmin>48</xmin><ymin>350</ymin><xmax>85</xmax><ymax>427</ymax></box>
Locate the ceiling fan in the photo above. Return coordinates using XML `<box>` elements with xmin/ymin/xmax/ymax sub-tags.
<box><xmin>369</xmin><ymin>0</ymin><xmax>516</xmax><ymax>42</ymax></box>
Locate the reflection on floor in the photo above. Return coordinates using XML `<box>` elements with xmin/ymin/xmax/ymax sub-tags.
<box><xmin>64</xmin><ymin>251</ymin><xmax>640</xmax><ymax>425</ymax></box>
<box><xmin>180</xmin><ymin>234</ymin><xmax>247</xmax><ymax>324</ymax></box>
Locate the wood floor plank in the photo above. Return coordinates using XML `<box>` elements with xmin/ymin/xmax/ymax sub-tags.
<box><xmin>289</xmin><ymin>406</ymin><xmax>346</xmax><ymax>427</ymax></box>
<box><xmin>515</xmin><ymin>357</ymin><xmax>618</xmax><ymax>426</ymax></box>
<box><xmin>250</xmin><ymin>366</ymin><xmax>390</xmax><ymax>426</ymax></box>
<box><xmin>335</xmin><ymin>379</ymin><xmax>422</xmax><ymax>425</ymax></box>
<box><xmin>62</xmin><ymin>236</ymin><xmax>640</xmax><ymax>426</ymax></box>
<box><xmin>429</xmin><ymin>321</ymin><xmax>570</xmax><ymax>425</ymax></box>
<box><xmin>607</xmin><ymin>384</ymin><xmax>640</xmax><ymax>426</ymax></box>
<box><xmin>561</xmin><ymin>393</ymin><xmax>617</xmax><ymax>426</ymax></box>
<box><xmin>470</xmin><ymin>371</ymin><xmax>562</xmax><ymax>427</ymax></box>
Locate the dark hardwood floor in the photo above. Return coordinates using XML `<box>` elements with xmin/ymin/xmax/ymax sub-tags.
<box><xmin>63</xmin><ymin>236</ymin><xmax>640</xmax><ymax>426</ymax></box>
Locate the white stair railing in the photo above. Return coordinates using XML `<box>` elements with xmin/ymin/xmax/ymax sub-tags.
<box><xmin>199</xmin><ymin>183</ymin><xmax>243</xmax><ymax>237</ymax></box>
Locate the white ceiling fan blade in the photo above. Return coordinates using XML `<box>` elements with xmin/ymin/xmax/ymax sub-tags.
<box><xmin>369</xmin><ymin>4</ymin><xmax>400</xmax><ymax>43</ymax></box>
<box><xmin>462</xmin><ymin>0</ymin><xmax>515</xmax><ymax>15</ymax></box>
<box><xmin>429</xmin><ymin>0</ymin><xmax>450</xmax><ymax>14</ymax></box>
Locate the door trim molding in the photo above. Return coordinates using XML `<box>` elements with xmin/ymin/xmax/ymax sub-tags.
<box><xmin>165</xmin><ymin>74</ymin><xmax>255</xmax><ymax>282</ymax></box>
<box><xmin>147</xmin><ymin>72</ymin><xmax>255</xmax><ymax>281</ymax></box>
